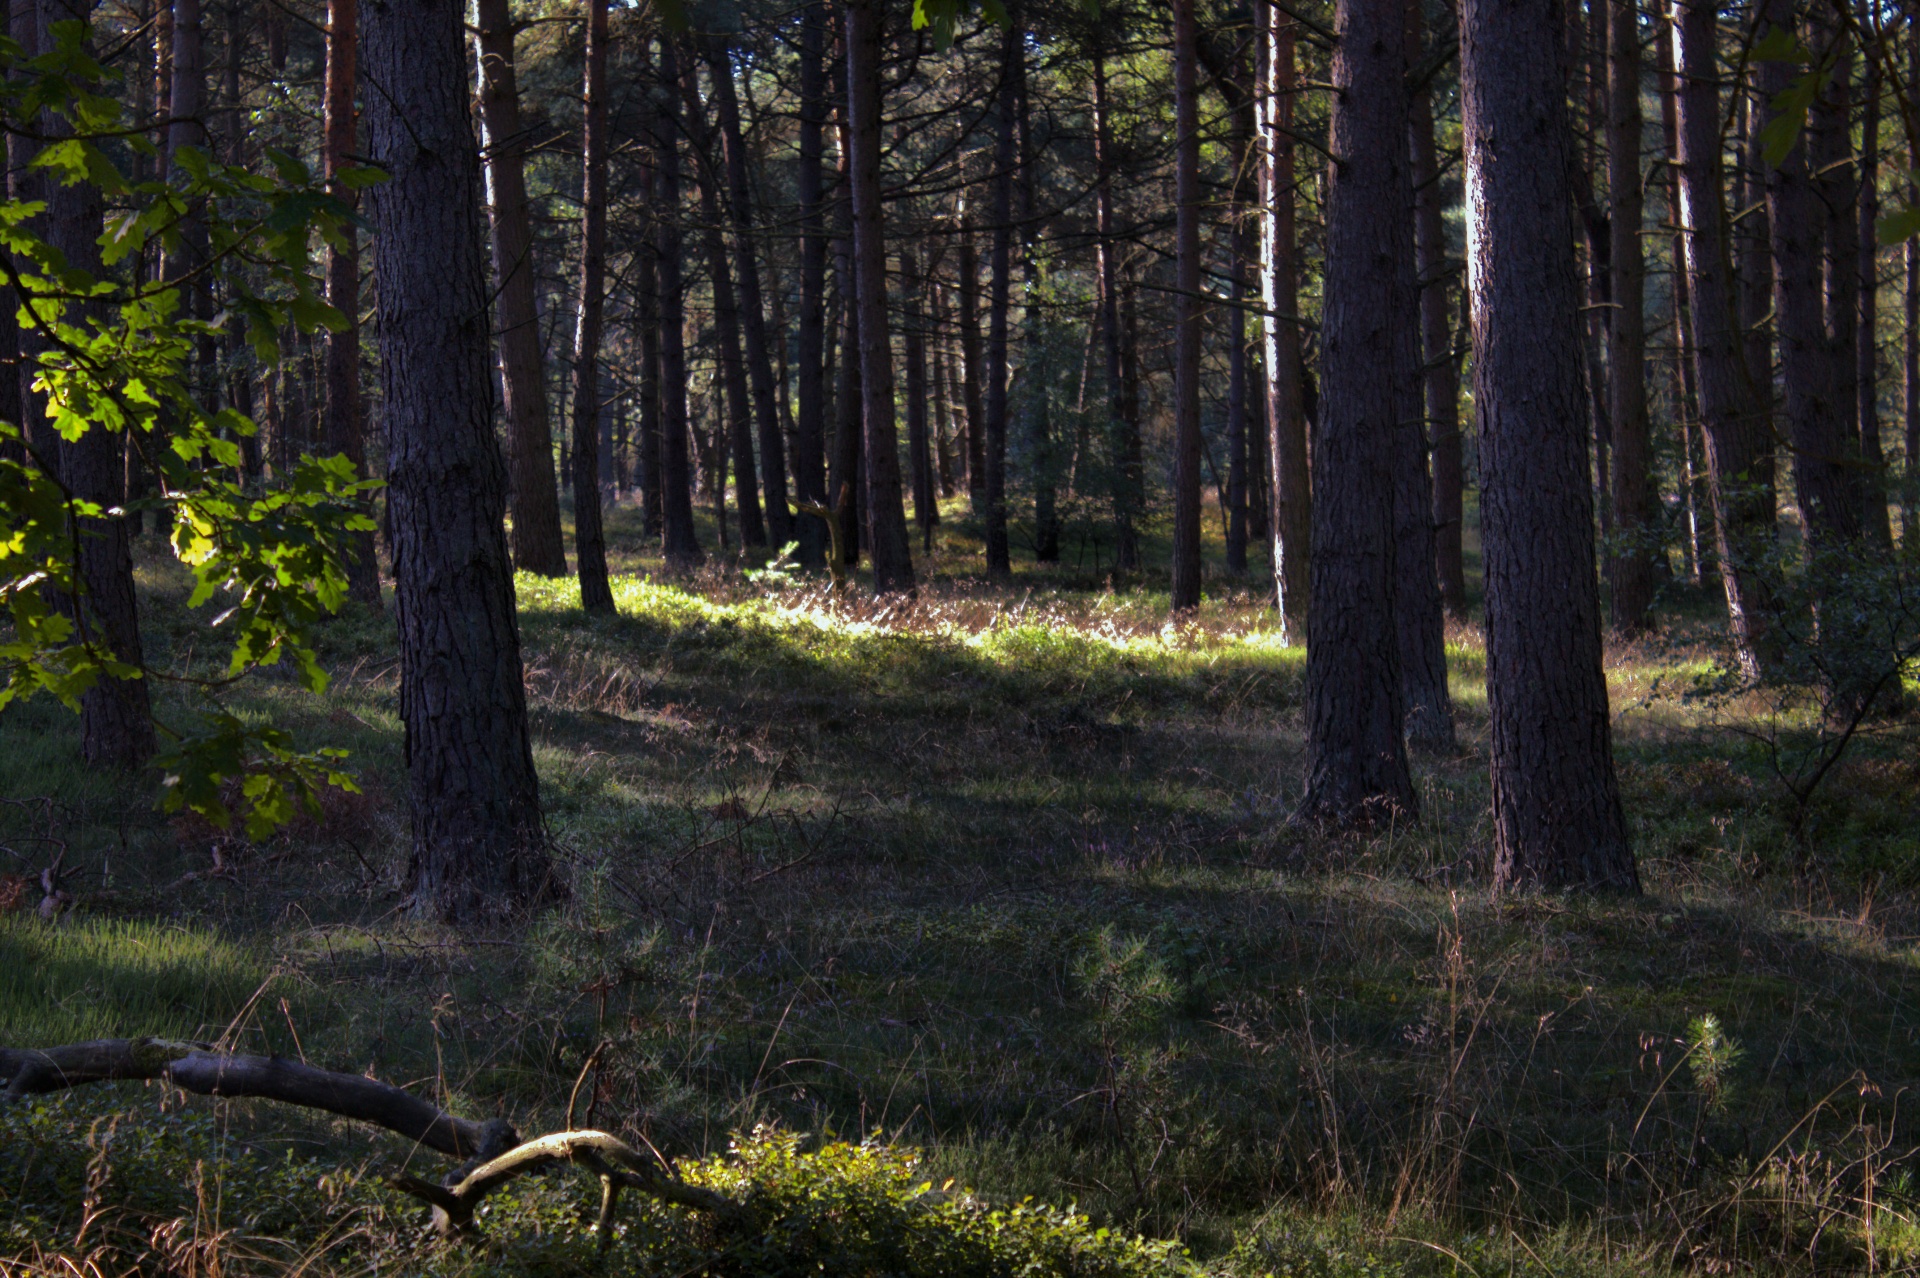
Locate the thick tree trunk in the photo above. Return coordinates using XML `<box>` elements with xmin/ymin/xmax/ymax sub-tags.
<box><xmin>1295</xmin><ymin>0</ymin><xmax>1416</xmax><ymax>827</ymax></box>
<box><xmin>1407</xmin><ymin>0</ymin><xmax>1464</xmax><ymax>619</ymax></box>
<box><xmin>706</xmin><ymin>31</ymin><xmax>791</xmax><ymax>548</ymax></box>
<box><xmin>473</xmin><ymin>0</ymin><xmax>567</xmax><ymax>577</ymax></box>
<box><xmin>322</xmin><ymin>0</ymin><xmax>379</xmax><ymax>607</ymax></box>
<box><xmin>1257</xmin><ymin>0</ymin><xmax>1310</xmax><ymax>636</ymax></box>
<box><xmin>845</xmin><ymin>0</ymin><xmax>913</xmax><ymax>592</ymax></box>
<box><xmin>42</xmin><ymin>0</ymin><xmax>154</xmax><ymax>769</ymax></box>
<box><xmin>1093</xmin><ymin>50</ymin><xmax>1138</xmax><ymax>573</ymax></box>
<box><xmin>1168</xmin><ymin>0</ymin><xmax>1204</xmax><ymax>611</ymax></box>
<box><xmin>1461</xmin><ymin>0</ymin><xmax>1637</xmax><ymax>892</ymax></box>
<box><xmin>363</xmin><ymin>0</ymin><xmax>551</xmax><ymax>924</ymax></box>
<box><xmin>1606</xmin><ymin>0</ymin><xmax>1652</xmax><ymax>633</ymax></box>
<box><xmin>793</xmin><ymin>2</ymin><xmax>829</xmax><ymax>568</ymax></box>
<box><xmin>1673</xmin><ymin>0</ymin><xmax>1775</xmax><ymax>679</ymax></box>
<box><xmin>654</xmin><ymin>38</ymin><xmax>703</xmax><ymax>569</ymax></box>
<box><xmin>569</xmin><ymin>0</ymin><xmax>614</xmax><ymax>613</ymax></box>
<box><xmin>983</xmin><ymin>19</ymin><xmax>1017</xmax><ymax>581</ymax></box>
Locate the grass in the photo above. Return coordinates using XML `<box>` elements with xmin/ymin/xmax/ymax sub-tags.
<box><xmin>2</xmin><ymin>496</ymin><xmax>1918</xmax><ymax>1275</ymax></box>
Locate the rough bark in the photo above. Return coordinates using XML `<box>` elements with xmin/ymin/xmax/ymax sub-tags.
<box><xmin>1461</xmin><ymin>0</ymin><xmax>1637</xmax><ymax>892</ymax></box>
<box><xmin>569</xmin><ymin>0</ymin><xmax>614</xmax><ymax>613</ymax></box>
<box><xmin>793</xmin><ymin>2</ymin><xmax>829</xmax><ymax>568</ymax></box>
<box><xmin>983</xmin><ymin>19</ymin><xmax>1017</xmax><ymax>581</ymax></box>
<box><xmin>363</xmin><ymin>0</ymin><xmax>552</xmax><ymax>924</ymax></box>
<box><xmin>1169</xmin><ymin>0</ymin><xmax>1204</xmax><ymax>612</ymax></box>
<box><xmin>1606</xmin><ymin>0</ymin><xmax>1653</xmax><ymax>632</ymax></box>
<box><xmin>1295</xmin><ymin>0</ymin><xmax>1416</xmax><ymax>826</ymax></box>
<box><xmin>473</xmin><ymin>0</ymin><xmax>566</xmax><ymax>577</ymax></box>
<box><xmin>1407</xmin><ymin>0</ymin><xmax>1464</xmax><ymax>619</ymax></box>
<box><xmin>706</xmin><ymin>31</ymin><xmax>792</xmax><ymax>548</ymax></box>
<box><xmin>1257</xmin><ymin>0</ymin><xmax>1310</xmax><ymax>636</ymax></box>
<box><xmin>1673</xmin><ymin>0</ymin><xmax>1775</xmax><ymax>679</ymax></box>
<box><xmin>654</xmin><ymin>37</ymin><xmax>703</xmax><ymax>569</ymax></box>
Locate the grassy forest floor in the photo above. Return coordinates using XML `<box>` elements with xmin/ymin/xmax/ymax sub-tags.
<box><xmin>3</xmin><ymin>498</ymin><xmax>1919</xmax><ymax>1276</ymax></box>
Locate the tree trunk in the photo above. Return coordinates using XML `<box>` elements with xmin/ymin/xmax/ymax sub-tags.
<box><xmin>1257</xmin><ymin>0</ymin><xmax>1310</xmax><ymax>636</ymax></box>
<box><xmin>706</xmin><ymin>31</ymin><xmax>792</xmax><ymax>548</ymax></box>
<box><xmin>1407</xmin><ymin>0</ymin><xmax>1464</xmax><ymax>619</ymax></box>
<box><xmin>793</xmin><ymin>2</ymin><xmax>829</xmax><ymax>568</ymax></box>
<box><xmin>363</xmin><ymin>0</ymin><xmax>551</xmax><ymax>923</ymax></box>
<box><xmin>1295</xmin><ymin>0</ymin><xmax>1416</xmax><ymax>826</ymax></box>
<box><xmin>654</xmin><ymin>37</ymin><xmax>703</xmax><ymax>569</ymax></box>
<box><xmin>845</xmin><ymin>0</ymin><xmax>913</xmax><ymax>592</ymax></box>
<box><xmin>635</xmin><ymin>220</ymin><xmax>663</xmax><ymax>536</ymax></box>
<box><xmin>473</xmin><ymin>0</ymin><xmax>567</xmax><ymax>577</ymax></box>
<box><xmin>1858</xmin><ymin>46</ymin><xmax>1890</xmax><ymax>551</ymax></box>
<box><xmin>958</xmin><ymin>230</ymin><xmax>987</xmax><ymax>515</ymax></box>
<box><xmin>1224</xmin><ymin>50</ymin><xmax>1254</xmax><ymax>578</ymax></box>
<box><xmin>982</xmin><ymin>19</ymin><xmax>1017</xmax><ymax>581</ymax></box>
<box><xmin>1605</xmin><ymin>0</ymin><xmax>1652</xmax><ymax>633</ymax></box>
<box><xmin>1092</xmin><ymin>49</ymin><xmax>1138</xmax><ymax>574</ymax></box>
<box><xmin>1673</xmin><ymin>0</ymin><xmax>1776</xmax><ymax>679</ymax></box>
<box><xmin>569</xmin><ymin>0</ymin><xmax>614</xmax><ymax>613</ymax></box>
<box><xmin>903</xmin><ymin>242</ymin><xmax>935</xmax><ymax>551</ymax></box>
<box><xmin>1461</xmin><ymin>0</ymin><xmax>1637</xmax><ymax>892</ymax></box>
<box><xmin>830</xmin><ymin>91</ymin><xmax>863</xmax><ymax>568</ymax></box>
<box><xmin>1169</xmin><ymin>0</ymin><xmax>1204</xmax><ymax>611</ymax></box>
<box><xmin>322</xmin><ymin>0</ymin><xmax>379</xmax><ymax>607</ymax></box>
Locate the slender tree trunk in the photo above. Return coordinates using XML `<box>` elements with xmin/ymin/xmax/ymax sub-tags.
<box><xmin>706</xmin><ymin>31</ymin><xmax>791</xmax><ymax>547</ymax></box>
<box><xmin>1224</xmin><ymin>52</ymin><xmax>1254</xmax><ymax>578</ymax></box>
<box><xmin>473</xmin><ymin>0</ymin><xmax>566</xmax><ymax>577</ymax></box>
<box><xmin>569</xmin><ymin>0</ymin><xmax>614</xmax><ymax>612</ymax></box>
<box><xmin>1093</xmin><ymin>49</ymin><xmax>1138</xmax><ymax>572</ymax></box>
<box><xmin>794</xmin><ymin>2</ymin><xmax>829</xmax><ymax>568</ymax></box>
<box><xmin>903</xmin><ymin>242</ymin><xmax>935</xmax><ymax>551</ymax></box>
<box><xmin>1859</xmin><ymin>47</ymin><xmax>1891</xmax><ymax>550</ymax></box>
<box><xmin>1908</xmin><ymin>34</ymin><xmax>1920</xmax><ymax>545</ymax></box>
<box><xmin>830</xmin><ymin>86</ymin><xmax>863</xmax><ymax>568</ymax></box>
<box><xmin>636</xmin><ymin>216</ymin><xmax>663</xmax><ymax>536</ymax></box>
<box><xmin>1169</xmin><ymin>0</ymin><xmax>1204</xmax><ymax>611</ymax></box>
<box><xmin>1295</xmin><ymin>0</ymin><xmax>1416</xmax><ymax>826</ymax></box>
<box><xmin>654</xmin><ymin>37</ymin><xmax>703</xmax><ymax>568</ymax></box>
<box><xmin>1407</xmin><ymin>0</ymin><xmax>1465</xmax><ymax>618</ymax></box>
<box><xmin>1462</xmin><ymin>0</ymin><xmax>1637</xmax><ymax>892</ymax></box>
<box><xmin>845</xmin><ymin>0</ymin><xmax>913</xmax><ymax>591</ymax></box>
<box><xmin>363</xmin><ymin>0</ymin><xmax>550</xmax><ymax>923</ymax></box>
<box><xmin>1607</xmin><ymin>0</ymin><xmax>1653</xmax><ymax>632</ymax></box>
<box><xmin>983</xmin><ymin>19</ymin><xmax>1017</xmax><ymax>580</ymax></box>
<box><xmin>1673</xmin><ymin>0</ymin><xmax>1775</xmax><ymax>678</ymax></box>
<box><xmin>1258</xmin><ymin>0</ymin><xmax>1310</xmax><ymax>636</ymax></box>
<box><xmin>323</xmin><ymin>0</ymin><xmax>379</xmax><ymax>606</ymax></box>
<box><xmin>959</xmin><ymin>230</ymin><xmax>988</xmax><ymax>516</ymax></box>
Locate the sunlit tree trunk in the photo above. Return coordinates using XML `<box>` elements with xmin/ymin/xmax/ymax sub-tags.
<box><xmin>1296</xmin><ymin>0</ymin><xmax>1415</xmax><ymax>826</ymax></box>
<box><xmin>1257</xmin><ymin>0</ymin><xmax>1309</xmax><ymax>636</ymax></box>
<box><xmin>569</xmin><ymin>0</ymin><xmax>614</xmax><ymax>612</ymax></box>
<box><xmin>473</xmin><ymin>0</ymin><xmax>566</xmax><ymax>577</ymax></box>
<box><xmin>364</xmin><ymin>0</ymin><xmax>550</xmax><ymax>923</ymax></box>
<box><xmin>1463</xmin><ymin>0</ymin><xmax>1637</xmax><ymax>892</ymax></box>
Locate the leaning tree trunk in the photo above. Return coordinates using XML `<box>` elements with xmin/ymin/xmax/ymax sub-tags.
<box><xmin>845</xmin><ymin>0</ymin><xmax>913</xmax><ymax>593</ymax></box>
<box><xmin>793</xmin><ymin>2</ymin><xmax>829</xmax><ymax>569</ymax></box>
<box><xmin>654</xmin><ymin>37</ymin><xmax>703</xmax><ymax>569</ymax></box>
<box><xmin>42</xmin><ymin>0</ymin><xmax>154</xmax><ymax>769</ymax></box>
<box><xmin>363</xmin><ymin>0</ymin><xmax>552</xmax><ymax>924</ymax></box>
<box><xmin>1672</xmin><ymin>0</ymin><xmax>1775</xmax><ymax>679</ymax></box>
<box><xmin>1467</xmin><ymin>0</ymin><xmax>1642</xmax><ymax>898</ymax></box>
<box><xmin>1257</xmin><ymin>0</ymin><xmax>1310</xmax><ymax>637</ymax></box>
<box><xmin>1168</xmin><ymin>0</ymin><xmax>1204</xmax><ymax>612</ymax></box>
<box><xmin>706</xmin><ymin>32</ymin><xmax>792</xmax><ymax>548</ymax></box>
<box><xmin>1294</xmin><ymin>0</ymin><xmax>1416</xmax><ymax>827</ymax></box>
<box><xmin>323</xmin><ymin>0</ymin><xmax>379</xmax><ymax>607</ymax></box>
<box><xmin>1463</xmin><ymin>0</ymin><xmax>1636</xmax><ymax>892</ymax></box>
<box><xmin>982</xmin><ymin>17</ymin><xmax>1017</xmax><ymax>581</ymax></box>
<box><xmin>1606</xmin><ymin>0</ymin><xmax>1652</xmax><ymax>633</ymax></box>
<box><xmin>473</xmin><ymin>0</ymin><xmax>567</xmax><ymax>577</ymax></box>
<box><xmin>1408</xmin><ymin>0</ymin><xmax>1464</xmax><ymax>619</ymax></box>
<box><xmin>569</xmin><ymin>0</ymin><xmax>614</xmax><ymax>613</ymax></box>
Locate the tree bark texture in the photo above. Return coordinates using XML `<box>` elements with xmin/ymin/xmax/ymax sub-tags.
<box><xmin>903</xmin><ymin>242</ymin><xmax>935</xmax><ymax>550</ymax></box>
<box><xmin>1258</xmin><ymin>0</ymin><xmax>1310</xmax><ymax>636</ymax></box>
<box><xmin>793</xmin><ymin>2</ymin><xmax>829</xmax><ymax>569</ymax></box>
<box><xmin>654</xmin><ymin>37</ymin><xmax>703</xmax><ymax>569</ymax></box>
<box><xmin>1606</xmin><ymin>0</ymin><xmax>1653</xmax><ymax>633</ymax></box>
<box><xmin>473</xmin><ymin>0</ymin><xmax>566</xmax><ymax>577</ymax></box>
<box><xmin>1673</xmin><ymin>0</ymin><xmax>1775</xmax><ymax>678</ymax></box>
<box><xmin>1296</xmin><ymin>0</ymin><xmax>1416</xmax><ymax>826</ymax></box>
<box><xmin>363</xmin><ymin>0</ymin><xmax>551</xmax><ymax>924</ymax></box>
<box><xmin>569</xmin><ymin>0</ymin><xmax>614</xmax><ymax>613</ymax></box>
<box><xmin>1092</xmin><ymin>50</ymin><xmax>1139</xmax><ymax>573</ymax></box>
<box><xmin>959</xmin><ymin>231</ymin><xmax>988</xmax><ymax>516</ymax></box>
<box><xmin>983</xmin><ymin>18</ymin><xmax>1017</xmax><ymax>581</ymax></box>
<box><xmin>1461</xmin><ymin>0</ymin><xmax>1637</xmax><ymax>892</ymax></box>
<box><xmin>1169</xmin><ymin>0</ymin><xmax>1204</xmax><ymax>612</ymax></box>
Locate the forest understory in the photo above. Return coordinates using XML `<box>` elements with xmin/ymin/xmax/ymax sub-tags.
<box><xmin>4</xmin><ymin>503</ymin><xmax>1917</xmax><ymax>1277</ymax></box>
